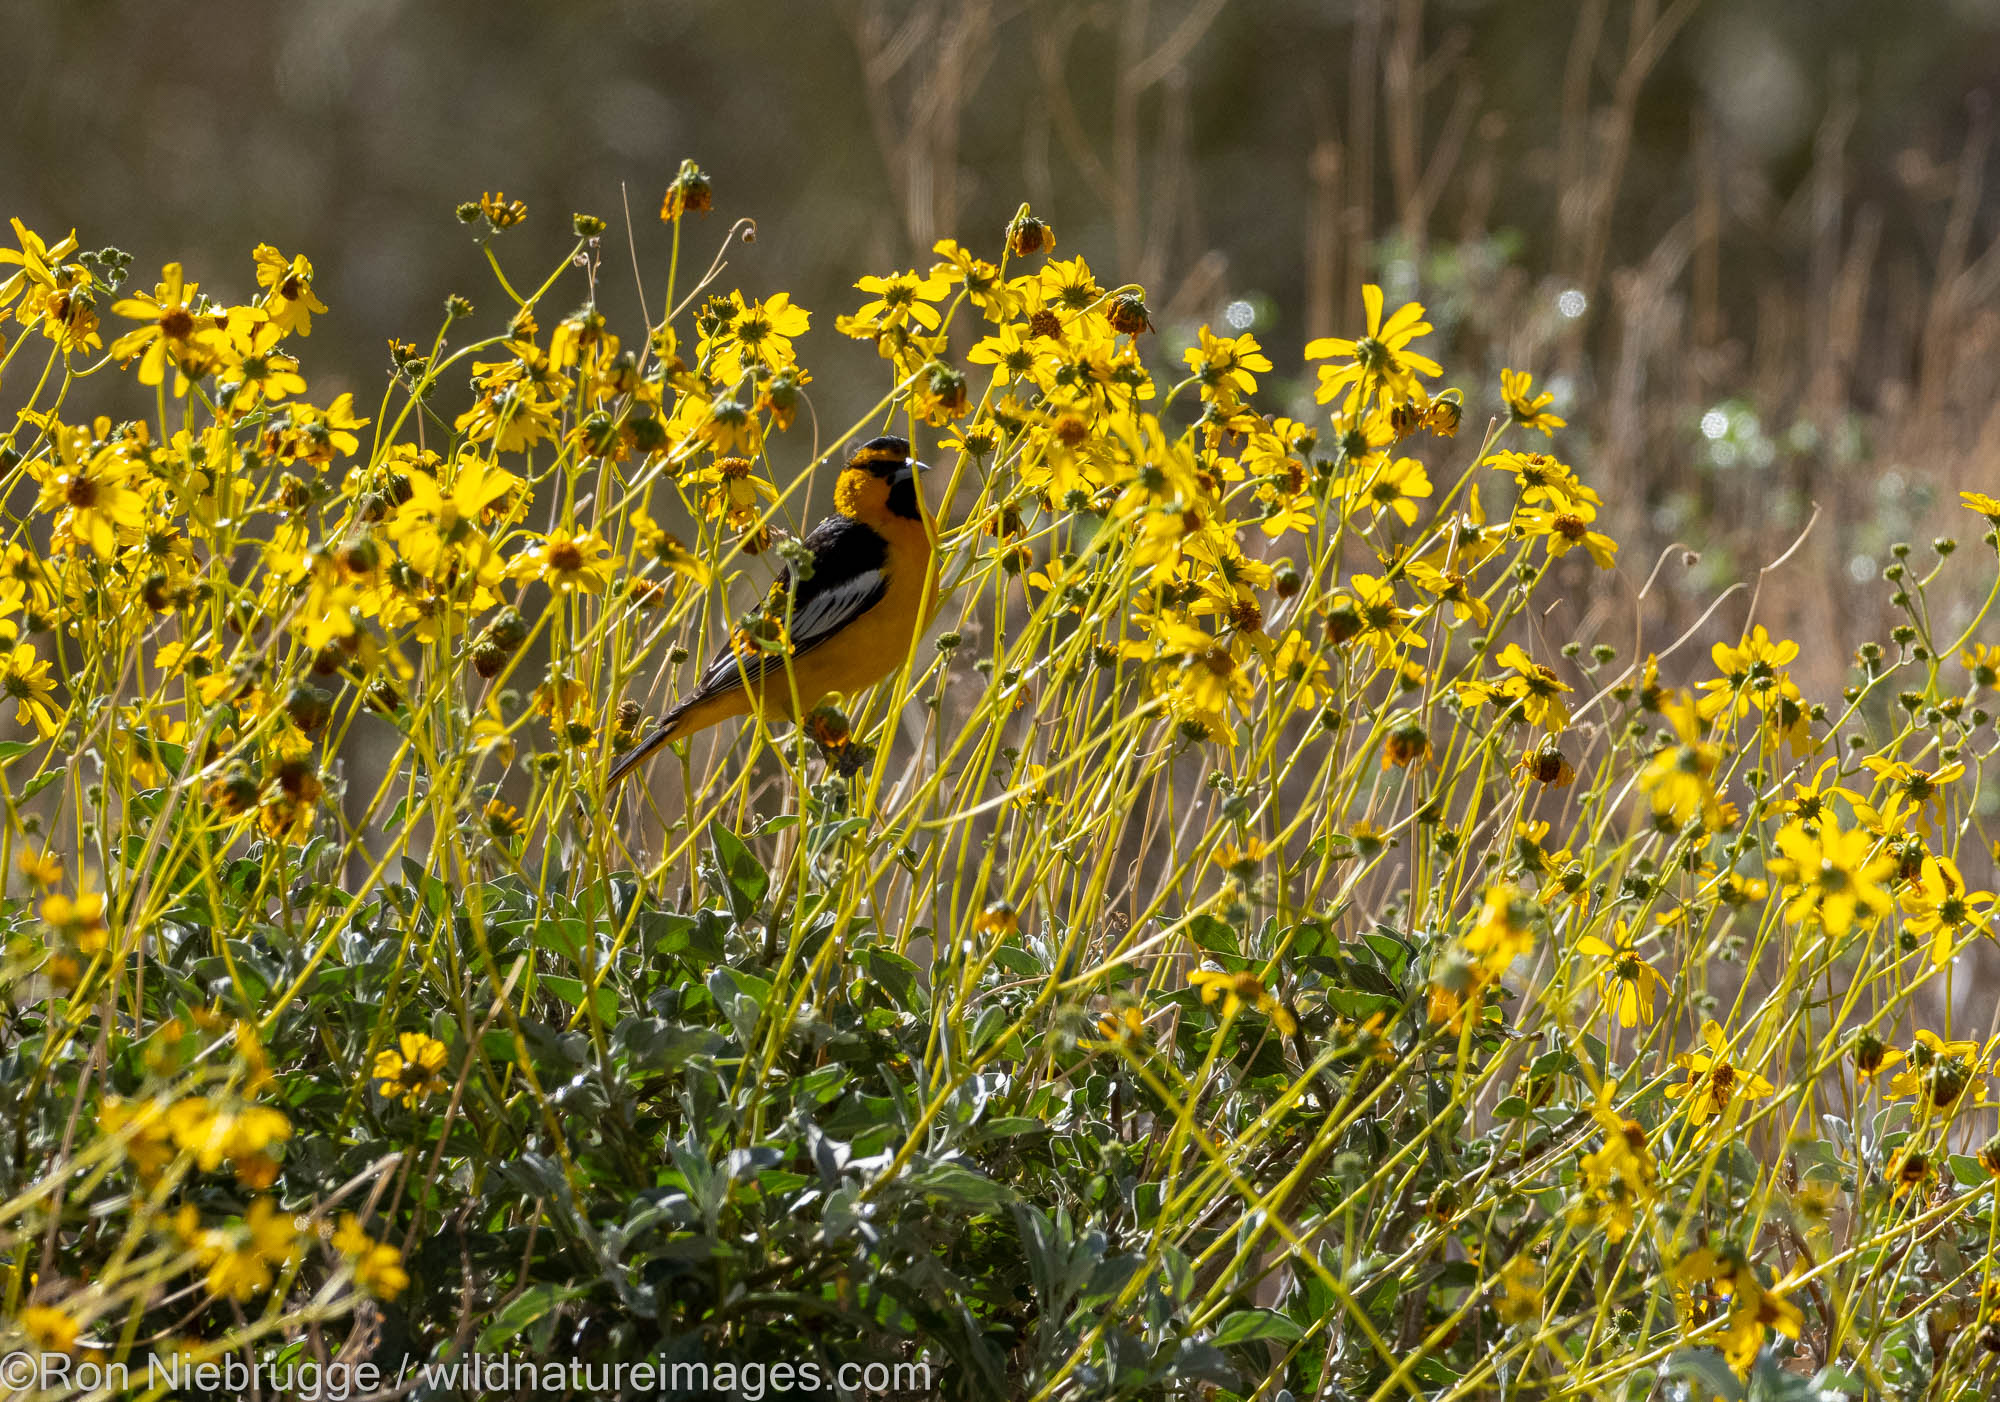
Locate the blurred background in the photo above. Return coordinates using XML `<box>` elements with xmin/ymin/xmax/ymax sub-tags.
<box><xmin>7</xmin><ymin>0</ymin><xmax>2000</xmax><ymax>689</ymax></box>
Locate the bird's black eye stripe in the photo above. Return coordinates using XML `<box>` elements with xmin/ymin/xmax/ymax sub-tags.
<box><xmin>885</xmin><ymin>467</ymin><xmax>921</xmax><ymax>520</ymax></box>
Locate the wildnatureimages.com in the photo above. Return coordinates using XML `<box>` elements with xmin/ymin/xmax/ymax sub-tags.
<box><xmin>0</xmin><ymin>1348</ymin><xmax>932</xmax><ymax>1399</ymax></box>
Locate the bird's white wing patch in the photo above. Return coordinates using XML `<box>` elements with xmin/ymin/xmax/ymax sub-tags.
<box><xmin>789</xmin><ymin>568</ymin><xmax>886</xmax><ymax>649</ymax></box>
<box><xmin>689</xmin><ymin>567</ymin><xmax>887</xmax><ymax>699</ymax></box>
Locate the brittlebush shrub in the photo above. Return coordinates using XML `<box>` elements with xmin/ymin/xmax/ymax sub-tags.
<box><xmin>1</xmin><ymin>167</ymin><xmax>1999</xmax><ymax>1400</ymax></box>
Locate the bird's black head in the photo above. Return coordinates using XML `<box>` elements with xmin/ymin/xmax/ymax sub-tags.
<box><xmin>844</xmin><ymin>435</ymin><xmax>927</xmax><ymax>521</ymax></box>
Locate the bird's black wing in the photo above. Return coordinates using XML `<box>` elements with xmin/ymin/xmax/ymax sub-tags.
<box><xmin>689</xmin><ymin>515</ymin><xmax>889</xmax><ymax>700</ymax></box>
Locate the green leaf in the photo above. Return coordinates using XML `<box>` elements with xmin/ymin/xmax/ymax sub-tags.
<box><xmin>1360</xmin><ymin>929</ymin><xmax>1410</xmax><ymax>973</ymax></box>
<box><xmin>856</xmin><ymin>947</ymin><xmax>926</xmax><ymax>1011</ymax></box>
<box><xmin>710</xmin><ymin>822</ymin><xmax>768</xmax><ymax>913</ymax></box>
<box><xmin>1325</xmin><ymin>989</ymin><xmax>1400</xmax><ymax>1021</ymax></box>
<box><xmin>905</xmin><ymin>1159</ymin><xmax>1013</xmax><ymax>1210</ymax></box>
<box><xmin>0</xmin><ymin>740</ymin><xmax>36</xmax><ymax>765</ymax></box>
<box><xmin>476</xmin><ymin>1283</ymin><xmax>590</xmax><ymax>1352</ymax></box>
<box><xmin>708</xmin><ymin>966</ymin><xmax>771</xmax><ymax>1045</ymax></box>
<box><xmin>1664</xmin><ymin>1349</ymin><xmax>1745</xmax><ymax>1402</ymax></box>
<box><xmin>534</xmin><ymin>917</ymin><xmax>590</xmax><ymax>962</ymax></box>
<box><xmin>974</xmin><ymin>1116</ymin><xmax>1042</xmax><ymax>1140</ymax></box>
<box><xmin>1209</xmin><ymin>1308</ymin><xmax>1303</xmax><ymax>1347</ymax></box>
<box><xmin>542</xmin><ymin>974</ymin><xmax>617</xmax><ymax>1024</ymax></box>
<box><xmin>1186</xmin><ymin>912</ymin><xmax>1239</xmax><ymax>956</ymax></box>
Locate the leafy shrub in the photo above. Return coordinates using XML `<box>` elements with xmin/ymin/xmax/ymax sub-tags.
<box><xmin>1</xmin><ymin>171</ymin><xmax>1999</xmax><ymax>1399</ymax></box>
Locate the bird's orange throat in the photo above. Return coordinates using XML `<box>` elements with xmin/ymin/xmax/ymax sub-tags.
<box><xmin>834</xmin><ymin>467</ymin><xmax>886</xmax><ymax>520</ymax></box>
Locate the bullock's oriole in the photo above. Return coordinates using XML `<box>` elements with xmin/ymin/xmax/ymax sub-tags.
<box><xmin>608</xmin><ymin>436</ymin><xmax>933</xmax><ymax>786</ymax></box>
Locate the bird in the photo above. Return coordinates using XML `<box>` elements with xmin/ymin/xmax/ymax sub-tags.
<box><xmin>607</xmin><ymin>435</ymin><xmax>934</xmax><ymax>787</ymax></box>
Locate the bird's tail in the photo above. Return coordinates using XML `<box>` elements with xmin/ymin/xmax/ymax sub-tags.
<box><xmin>605</xmin><ymin>696</ymin><xmax>700</xmax><ymax>788</ymax></box>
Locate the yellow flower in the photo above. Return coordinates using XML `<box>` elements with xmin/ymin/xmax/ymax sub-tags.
<box><xmin>1885</xmin><ymin>1029</ymin><xmax>1987</xmax><ymax>1114</ymax></box>
<box><xmin>17</xmin><ymin>846</ymin><xmax>63</xmax><ymax>885</ymax></box>
<box><xmin>372</xmin><ymin>1031</ymin><xmax>449</xmax><ymax>1108</ymax></box>
<box><xmin>968</xmin><ymin>321</ymin><xmax>1044</xmax><ymax>385</ymax></box>
<box><xmin>101</xmin><ymin>1095</ymin><xmax>177</xmax><ymax>1178</ymax></box>
<box><xmin>1574</xmin><ymin>921</ymin><xmax>1668</xmax><ymax>1027</ymax></box>
<box><xmin>331</xmin><ymin>1214</ymin><xmax>373</xmax><ymax>1257</ymax></box>
<box><xmin>108</xmin><ymin>262</ymin><xmax>216</xmax><ymax>390</ymax></box>
<box><xmin>1466</xmin><ymin>643</ymin><xmax>1572</xmax><ymax>733</ymax></box>
<box><xmin>481</xmin><ymin>799</ymin><xmax>525</xmax><ymax>839</ymax></box>
<box><xmin>630</xmin><ymin>511</ymin><xmax>713</xmax><ymax>589</ymax></box>
<box><xmin>33</xmin><ymin>428</ymin><xmax>148</xmax><ymax>560</ymax></box>
<box><xmin>849</xmin><ymin>268</ymin><xmax>951</xmax><ymax>333</ymax></box>
<box><xmin>1327</xmin><ymin>572</ymin><xmax>1418</xmax><ymax>657</ymax></box>
<box><xmin>1305</xmin><ymin>285</ymin><xmax>1440</xmax><ymax>406</ymax></box>
<box><xmin>1212</xmin><ymin>836</ymin><xmax>1269</xmax><ymax>878</ymax></box>
<box><xmin>196</xmin><ymin>1199</ymin><xmax>302</xmax><ymax>1302</ymax></box>
<box><xmin>1886</xmin><ymin>1145</ymin><xmax>1934</xmax><ymax>1200</ymax></box>
<box><xmin>331</xmin><ymin>1214</ymin><xmax>410</xmax><ymax>1299</ymax></box>
<box><xmin>1097</xmin><ymin>1005</ymin><xmax>1147</xmax><ymax>1044</ymax></box>
<box><xmin>0</xmin><ymin>641</ymin><xmax>60</xmax><ymax>738</ymax></box>
<box><xmin>506</xmin><ymin>527</ymin><xmax>619</xmax><ymax>593</ymax></box>
<box><xmin>18</xmin><ymin>1303</ymin><xmax>81</xmax><ymax>1354</ymax></box>
<box><xmin>1404</xmin><ymin>556</ymin><xmax>1491</xmax><ymax>628</ymax></box>
<box><xmin>1900</xmin><ymin>852</ymin><xmax>1995</xmax><ymax>966</ymax></box>
<box><xmin>387</xmin><ymin>458</ymin><xmax>521</xmax><ymax>578</ymax></box>
<box><xmin>1860</xmin><ymin>756</ymin><xmax>1964</xmax><ymax>837</ymax></box>
<box><xmin>252</xmin><ymin>243</ymin><xmax>329</xmax><ymax>337</ymax></box>
<box><xmin>686</xmin><ymin>454</ymin><xmax>778</xmax><ymax>530</ymax></box>
<box><xmin>1637</xmin><ymin>693</ymin><xmax>1725</xmax><ymax>826</ymax></box>
<box><xmin>702</xmin><ymin>289</ymin><xmax>810</xmax><ymax>378</ymax></box>
<box><xmin>164</xmin><ymin>1095</ymin><xmax>291</xmax><ymax>1173</ymax></box>
<box><xmin>1851</xmin><ymin>1031</ymin><xmax>1903</xmax><ymax>1085</ymax></box>
<box><xmin>1767</xmin><ymin>814</ymin><xmax>1893</xmax><ymax>936</ymax></box>
<box><xmin>1499</xmin><ymin>367</ymin><xmax>1566</xmax><ymax>436</ymax></box>
<box><xmin>1335</xmin><ymin>454</ymin><xmax>1431</xmax><ymax>525</ymax></box>
<box><xmin>1573</xmin><ymin>1087</ymin><xmax>1656</xmax><ymax>1242</ymax></box>
<box><xmin>1494</xmin><ymin>1256</ymin><xmax>1543</xmax><ymax>1326</ymax></box>
<box><xmin>1463</xmin><ymin>882</ymin><xmax>1536</xmax><ymax>979</ymax></box>
<box><xmin>1674</xmin><ymin>1248</ymin><xmax>1802</xmax><ymax>1378</ymax></box>
<box><xmin>42</xmin><ymin>890</ymin><xmax>108</xmax><ymax>953</ymax></box>
<box><xmin>13</xmin><ymin>243</ymin><xmax>103</xmax><ymax>353</ymax></box>
<box><xmin>1188</xmin><ymin>965</ymin><xmax>1297</xmax><ymax>1035</ymax></box>
<box><xmin>1695</xmin><ymin>626</ymin><xmax>1798</xmax><ymax>720</ymax></box>
<box><xmin>1181</xmin><ymin>326</ymin><xmax>1272</xmax><ymax>408</ymax></box>
<box><xmin>1034</xmin><ymin>256</ymin><xmax>1108</xmax><ymax>336</ymax></box>
<box><xmin>1961</xmin><ymin>490</ymin><xmax>2000</xmax><ymax>525</ymax></box>
<box><xmin>1961</xmin><ymin>643</ymin><xmax>2000</xmax><ymax>689</ymax></box>
<box><xmin>974</xmin><ymin>901</ymin><xmax>1019</xmax><ymax>937</ymax></box>
<box><xmin>468</xmin><ymin>706</ymin><xmax>518</xmax><ymax>765</ymax></box>
<box><xmin>1665</xmin><ymin>1020</ymin><xmax>1774</xmax><ymax>1130</ymax></box>
<box><xmin>1513</xmin><ymin>499</ymin><xmax>1617</xmax><ymax>568</ymax></box>
<box><xmin>0</xmin><ymin>218</ymin><xmax>79</xmax><ymax>309</ymax></box>
<box><xmin>455</xmin><ymin>381</ymin><xmax>562</xmax><ymax>452</ymax></box>
<box><xmin>930</xmin><ymin>238</ymin><xmax>1021</xmax><ymax>321</ymax></box>
<box><xmin>1514</xmin><ymin>738</ymin><xmax>1576</xmax><ymax>788</ymax></box>
<box><xmin>1484</xmin><ymin>449</ymin><xmax>1597</xmax><ymax>513</ymax></box>
<box><xmin>1268</xmin><ymin>631</ymin><xmax>1329</xmax><ymax>711</ymax></box>
<box><xmin>354</xmin><ymin>1241</ymin><xmax>411</xmax><ymax>1300</ymax></box>
<box><xmin>215</xmin><ymin>318</ymin><xmax>307</xmax><ymax>411</ymax></box>
<box><xmin>1148</xmin><ymin>619</ymin><xmax>1254</xmax><ymax>718</ymax></box>
<box><xmin>478</xmin><ymin>191</ymin><xmax>529</xmax><ymax>228</ymax></box>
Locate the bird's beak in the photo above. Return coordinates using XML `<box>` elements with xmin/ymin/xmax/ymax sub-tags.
<box><xmin>912</xmin><ymin>458</ymin><xmax>932</xmax><ymax>474</ymax></box>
